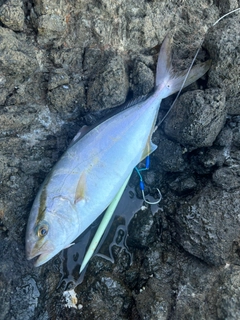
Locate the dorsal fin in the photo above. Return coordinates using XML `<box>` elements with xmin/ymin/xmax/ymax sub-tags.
<box><xmin>119</xmin><ymin>93</ymin><xmax>152</xmax><ymax>110</ymax></box>
<box><xmin>69</xmin><ymin>93</ymin><xmax>152</xmax><ymax>149</ymax></box>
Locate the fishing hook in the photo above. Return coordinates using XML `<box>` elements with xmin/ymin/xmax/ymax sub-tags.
<box><xmin>135</xmin><ymin>156</ymin><xmax>162</xmax><ymax>205</ymax></box>
<box><xmin>141</xmin><ymin>187</ymin><xmax>162</xmax><ymax>205</ymax></box>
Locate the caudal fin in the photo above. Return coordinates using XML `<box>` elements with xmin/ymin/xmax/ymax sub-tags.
<box><xmin>156</xmin><ymin>34</ymin><xmax>211</xmax><ymax>99</ymax></box>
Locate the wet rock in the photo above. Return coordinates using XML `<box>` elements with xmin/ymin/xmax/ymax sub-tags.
<box><xmin>0</xmin><ymin>236</ymin><xmax>40</xmax><ymax>320</ymax></box>
<box><xmin>83</xmin><ymin>275</ymin><xmax>132</xmax><ymax>319</ymax></box>
<box><xmin>214</xmin><ymin>126</ymin><xmax>233</xmax><ymax>147</ymax></box>
<box><xmin>0</xmin><ymin>0</ymin><xmax>24</xmax><ymax>32</ymax></box>
<box><xmin>168</xmin><ymin>173</ymin><xmax>197</xmax><ymax>195</ymax></box>
<box><xmin>134</xmin><ymin>276</ymin><xmax>171</xmax><ymax>320</ymax></box>
<box><xmin>164</xmin><ymin>88</ymin><xmax>227</xmax><ymax>150</ymax></box>
<box><xmin>213</xmin><ymin>166</ymin><xmax>240</xmax><ymax>191</ymax></box>
<box><xmin>226</xmin><ymin>95</ymin><xmax>240</xmax><ymax>115</ymax></box>
<box><xmin>174</xmin><ymin>184</ymin><xmax>240</xmax><ymax>265</ymax></box>
<box><xmin>217</xmin><ymin>266</ymin><xmax>240</xmax><ymax>320</ymax></box>
<box><xmin>11</xmin><ymin>276</ymin><xmax>40</xmax><ymax>320</ymax></box>
<box><xmin>154</xmin><ymin>134</ymin><xmax>187</xmax><ymax>172</ymax></box>
<box><xmin>128</xmin><ymin>207</ymin><xmax>157</xmax><ymax>248</ymax></box>
<box><xmin>232</xmin><ymin>117</ymin><xmax>240</xmax><ymax>148</ymax></box>
<box><xmin>172</xmin><ymin>258</ymin><xmax>220</xmax><ymax>320</ymax></box>
<box><xmin>191</xmin><ymin>147</ymin><xmax>227</xmax><ymax>174</ymax></box>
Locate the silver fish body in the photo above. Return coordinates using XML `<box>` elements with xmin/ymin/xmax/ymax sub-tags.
<box><xmin>26</xmin><ymin>35</ymin><xmax>211</xmax><ymax>266</ymax></box>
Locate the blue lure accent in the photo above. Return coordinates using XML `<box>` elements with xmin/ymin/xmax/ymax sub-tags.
<box><xmin>135</xmin><ymin>156</ymin><xmax>162</xmax><ymax>205</ymax></box>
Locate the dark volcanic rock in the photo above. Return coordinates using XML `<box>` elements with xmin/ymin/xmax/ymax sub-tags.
<box><xmin>174</xmin><ymin>184</ymin><xmax>240</xmax><ymax>265</ymax></box>
<box><xmin>205</xmin><ymin>15</ymin><xmax>240</xmax><ymax>99</ymax></box>
<box><xmin>0</xmin><ymin>0</ymin><xmax>24</xmax><ymax>31</ymax></box>
<box><xmin>87</xmin><ymin>55</ymin><xmax>129</xmax><ymax>111</ymax></box>
<box><xmin>1</xmin><ymin>1</ymin><xmax>240</xmax><ymax>320</ymax></box>
<box><xmin>164</xmin><ymin>88</ymin><xmax>227</xmax><ymax>150</ymax></box>
<box><xmin>154</xmin><ymin>134</ymin><xmax>187</xmax><ymax>172</ymax></box>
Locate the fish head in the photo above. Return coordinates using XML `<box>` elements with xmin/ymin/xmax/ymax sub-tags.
<box><xmin>26</xmin><ymin>195</ymin><xmax>80</xmax><ymax>267</ymax></box>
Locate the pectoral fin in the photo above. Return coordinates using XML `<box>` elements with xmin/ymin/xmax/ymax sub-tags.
<box><xmin>75</xmin><ymin>172</ymin><xmax>87</xmax><ymax>204</ymax></box>
<box><xmin>69</xmin><ymin>125</ymin><xmax>90</xmax><ymax>148</ymax></box>
<box><xmin>64</xmin><ymin>243</ymin><xmax>75</xmax><ymax>249</ymax></box>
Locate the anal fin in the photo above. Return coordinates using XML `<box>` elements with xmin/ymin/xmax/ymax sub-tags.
<box><xmin>69</xmin><ymin>125</ymin><xmax>90</xmax><ymax>148</ymax></box>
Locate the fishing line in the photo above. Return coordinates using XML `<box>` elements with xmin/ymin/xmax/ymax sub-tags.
<box><xmin>77</xmin><ymin>7</ymin><xmax>240</xmax><ymax>277</ymax></box>
<box><xmin>157</xmin><ymin>7</ymin><xmax>240</xmax><ymax>128</ymax></box>
<box><xmin>137</xmin><ymin>7</ymin><xmax>240</xmax><ymax>204</ymax></box>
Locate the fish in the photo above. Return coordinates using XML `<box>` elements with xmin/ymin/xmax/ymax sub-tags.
<box><xmin>26</xmin><ymin>34</ymin><xmax>211</xmax><ymax>266</ymax></box>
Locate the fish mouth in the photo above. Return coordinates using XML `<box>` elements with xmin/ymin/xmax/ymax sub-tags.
<box><xmin>27</xmin><ymin>251</ymin><xmax>55</xmax><ymax>267</ymax></box>
<box><xmin>26</xmin><ymin>240</ymin><xmax>57</xmax><ymax>267</ymax></box>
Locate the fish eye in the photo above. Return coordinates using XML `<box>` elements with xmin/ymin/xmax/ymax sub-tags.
<box><xmin>39</xmin><ymin>226</ymin><xmax>48</xmax><ymax>237</ymax></box>
<box><xmin>36</xmin><ymin>221</ymin><xmax>49</xmax><ymax>238</ymax></box>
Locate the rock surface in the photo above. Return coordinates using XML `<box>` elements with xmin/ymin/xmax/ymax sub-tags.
<box><xmin>1</xmin><ymin>0</ymin><xmax>240</xmax><ymax>319</ymax></box>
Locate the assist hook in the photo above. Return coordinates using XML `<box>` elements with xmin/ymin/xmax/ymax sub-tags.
<box><xmin>134</xmin><ymin>156</ymin><xmax>162</xmax><ymax>205</ymax></box>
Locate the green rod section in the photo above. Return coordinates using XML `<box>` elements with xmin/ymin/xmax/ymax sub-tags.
<box><xmin>80</xmin><ymin>174</ymin><xmax>131</xmax><ymax>273</ymax></box>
